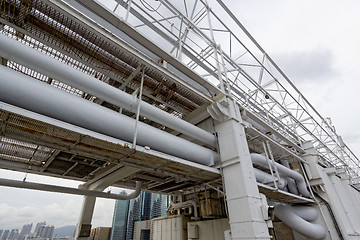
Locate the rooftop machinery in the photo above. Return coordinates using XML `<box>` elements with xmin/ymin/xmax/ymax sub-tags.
<box><xmin>0</xmin><ymin>0</ymin><xmax>359</xmax><ymax>239</ymax></box>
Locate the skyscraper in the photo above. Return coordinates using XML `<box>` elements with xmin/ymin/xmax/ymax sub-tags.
<box><xmin>37</xmin><ymin>225</ymin><xmax>55</xmax><ymax>239</ymax></box>
<box><xmin>8</xmin><ymin>229</ymin><xmax>18</xmax><ymax>240</ymax></box>
<box><xmin>17</xmin><ymin>224</ymin><xmax>32</xmax><ymax>240</ymax></box>
<box><xmin>125</xmin><ymin>194</ymin><xmax>143</xmax><ymax>240</ymax></box>
<box><xmin>110</xmin><ymin>199</ymin><xmax>130</xmax><ymax>240</ymax></box>
<box><xmin>33</xmin><ymin>222</ymin><xmax>46</xmax><ymax>238</ymax></box>
<box><xmin>110</xmin><ymin>192</ymin><xmax>168</xmax><ymax>240</ymax></box>
<box><xmin>1</xmin><ymin>230</ymin><xmax>9</xmax><ymax>240</ymax></box>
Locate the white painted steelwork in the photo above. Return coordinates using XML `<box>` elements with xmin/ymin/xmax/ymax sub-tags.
<box><xmin>253</xmin><ymin>168</ymin><xmax>286</xmax><ymax>190</ymax></box>
<box><xmin>0</xmin><ymin>65</ymin><xmax>218</xmax><ymax>166</ymax></box>
<box><xmin>0</xmin><ymin>0</ymin><xmax>360</xmax><ymax>239</ymax></box>
<box><xmin>0</xmin><ymin>177</ymin><xmax>142</xmax><ymax>200</ymax></box>
<box><xmin>251</xmin><ymin>153</ymin><xmax>310</xmax><ymax>197</ymax></box>
<box><xmin>78</xmin><ymin>0</ymin><xmax>360</xmax><ymax>185</ymax></box>
<box><xmin>0</xmin><ymin>33</ymin><xmax>217</xmax><ymax>148</ymax></box>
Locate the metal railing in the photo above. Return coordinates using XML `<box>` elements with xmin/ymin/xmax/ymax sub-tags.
<box><xmin>107</xmin><ymin>0</ymin><xmax>360</xmax><ymax>185</ymax></box>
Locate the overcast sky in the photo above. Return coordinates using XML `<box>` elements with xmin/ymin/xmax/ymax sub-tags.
<box><xmin>1</xmin><ymin>0</ymin><xmax>360</xmax><ymax>232</ymax></box>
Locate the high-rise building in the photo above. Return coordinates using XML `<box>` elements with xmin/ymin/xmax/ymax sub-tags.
<box><xmin>110</xmin><ymin>199</ymin><xmax>129</xmax><ymax>240</ymax></box>
<box><xmin>33</xmin><ymin>222</ymin><xmax>46</xmax><ymax>238</ymax></box>
<box><xmin>37</xmin><ymin>225</ymin><xmax>55</xmax><ymax>239</ymax></box>
<box><xmin>1</xmin><ymin>230</ymin><xmax>9</xmax><ymax>240</ymax></box>
<box><xmin>17</xmin><ymin>224</ymin><xmax>32</xmax><ymax>240</ymax></box>
<box><xmin>8</xmin><ymin>229</ymin><xmax>18</xmax><ymax>240</ymax></box>
<box><xmin>0</xmin><ymin>230</ymin><xmax>3</xmax><ymax>239</ymax></box>
<box><xmin>110</xmin><ymin>192</ymin><xmax>168</xmax><ymax>240</ymax></box>
<box><xmin>149</xmin><ymin>193</ymin><xmax>168</xmax><ymax>220</ymax></box>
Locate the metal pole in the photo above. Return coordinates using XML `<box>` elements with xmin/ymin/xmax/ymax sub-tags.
<box><xmin>133</xmin><ymin>67</ymin><xmax>145</xmax><ymax>148</ymax></box>
<box><xmin>124</xmin><ymin>0</ymin><xmax>133</xmax><ymax>22</ymax></box>
<box><xmin>205</xmin><ymin>0</ymin><xmax>224</xmax><ymax>91</ymax></box>
<box><xmin>0</xmin><ymin>65</ymin><xmax>218</xmax><ymax>166</ymax></box>
<box><xmin>0</xmin><ymin>33</ymin><xmax>217</xmax><ymax>148</ymax></box>
<box><xmin>266</xmin><ymin>140</ymin><xmax>282</xmax><ymax>190</ymax></box>
<box><xmin>0</xmin><ymin>178</ymin><xmax>142</xmax><ymax>200</ymax></box>
<box><xmin>262</xmin><ymin>141</ymin><xmax>278</xmax><ymax>189</ymax></box>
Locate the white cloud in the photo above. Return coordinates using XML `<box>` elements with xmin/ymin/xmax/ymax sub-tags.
<box><xmin>224</xmin><ymin>0</ymin><xmax>360</xmax><ymax>157</ymax></box>
<box><xmin>273</xmin><ymin>48</ymin><xmax>337</xmax><ymax>83</ymax></box>
<box><xmin>0</xmin><ymin>171</ymin><xmax>115</xmax><ymax>230</ymax></box>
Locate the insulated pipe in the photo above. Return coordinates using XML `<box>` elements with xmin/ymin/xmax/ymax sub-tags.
<box><xmin>0</xmin><ymin>65</ymin><xmax>218</xmax><ymax>165</ymax></box>
<box><xmin>279</xmin><ymin>160</ymin><xmax>299</xmax><ymax>195</ymax></box>
<box><xmin>243</xmin><ymin>116</ymin><xmax>269</xmax><ymax>133</ymax></box>
<box><xmin>288</xmin><ymin>205</ymin><xmax>319</xmax><ymax>221</ymax></box>
<box><xmin>253</xmin><ymin>168</ymin><xmax>287</xmax><ymax>190</ymax></box>
<box><xmin>0</xmin><ymin>177</ymin><xmax>142</xmax><ymax>200</ymax></box>
<box><xmin>274</xmin><ymin>204</ymin><xmax>326</xmax><ymax>239</ymax></box>
<box><xmin>0</xmin><ymin>33</ymin><xmax>217</xmax><ymax>148</ymax></box>
<box><xmin>250</xmin><ymin>153</ymin><xmax>310</xmax><ymax>197</ymax></box>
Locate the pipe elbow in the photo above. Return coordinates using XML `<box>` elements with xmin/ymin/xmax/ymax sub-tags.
<box><xmin>119</xmin><ymin>181</ymin><xmax>142</xmax><ymax>200</ymax></box>
<box><xmin>250</xmin><ymin>153</ymin><xmax>310</xmax><ymax>197</ymax></box>
<box><xmin>274</xmin><ymin>204</ymin><xmax>326</xmax><ymax>239</ymax></box>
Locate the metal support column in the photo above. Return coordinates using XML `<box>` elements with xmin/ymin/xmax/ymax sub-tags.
<box><xmin>212</xmin><ymin>99</ymin><xmax>270</xmax><ymax>240</ymax></box>
<box><xmin>75</xmin><ymin>166</ymin><xmax>140</xmax><ymax>239</ymax></box>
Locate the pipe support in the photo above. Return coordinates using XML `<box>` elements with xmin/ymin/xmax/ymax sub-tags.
<box><xmin>0</xmin><ymin>177</ymin><xmax>142</xmax><ymax>200</ymax></box>
<box><xmin>0</xmin><ymin>65</ymin><xmax>218</xmax><ymax>165</ymax></box>
<box><xmin>0</xmin><ymin>33</ymin><xmax>217</xmax><ymax>147</ymax></box>
<box><xmin>251</xmin><ymin>153</ymin><xmax>310</xmax><ymax>197</ymax></box>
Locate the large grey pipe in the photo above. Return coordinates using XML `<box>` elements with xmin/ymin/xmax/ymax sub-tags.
<box><xmin>253</xmin><ymin>168</ymin><xmax>287</xmax><ymax>190</ymax></box>
<box><xmin>0</xmin><ymin>33</ymin><xmax>217</xmax><ymax>147</ymax></box>
<box><xmin>0</xmin><ymin>65</ymin><xmax>218</xmax><ymax>165</ymax></box>
<box><xmin>250</xmin><ymin>153</ymin><xmax>310</xmax><ymax>197</ymax></box>
<box><xmin>274</xmin><ymin>204</ymin><xmax>326</xmax><ymax>239</ymax></box>
<box><xmin>0</xmin><ymin>177</ymin><xmax>142</xmax><ymax>200</ymax></box>
<box><xmin>279</xmin><ymin>159</ymin><xmax>299</xmax><ymax>195</ymax></box>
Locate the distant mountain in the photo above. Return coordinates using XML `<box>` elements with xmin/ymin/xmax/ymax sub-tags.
<box><xmin>53</xmin><ymin>225</ymin><xmax>76</xmax><ymax>238</ymax></box>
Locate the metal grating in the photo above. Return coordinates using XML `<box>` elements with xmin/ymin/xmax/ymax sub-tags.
<box><xmin>0</xmin><ymin>107</ymin><xmax>221</xmax><ymax>194</ymax></box>
<box><xmin>0</xmin><ymin>0</ymin><xmax>209</xmax><ymax>119</ymax></box>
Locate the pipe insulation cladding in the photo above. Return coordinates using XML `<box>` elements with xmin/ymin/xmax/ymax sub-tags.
<box><xmin>253</xmin><ymin>168</ymin><xmax>287</xmax><ymax>189</ymax></box>
<box><xmin>279</xmin><ymin>160</ymin><xmax>300</xmax><ymax>195</ymax></box>
<box><xmin>252</xmin><ymin>161</ymin><xmax>325</xmax><ymax>239</ymax></box>
<box><xmin>0</xmin><ymin>33</ymin><xmax>217</xmax><ymax>148</ymax></box>
<box><xmin>0</xmin><ymin>65</ymin><xmax>218</xmax><ymax>166</ymax></box>
<box><xmin>274</xmin><ymin>204</ymin><xmax>326</xmax><ymax>239</ymax></box>
<box><xmin>250</xmin><ymin>153</ymin><xmax>311</xmax><ymax>197</ymax></box>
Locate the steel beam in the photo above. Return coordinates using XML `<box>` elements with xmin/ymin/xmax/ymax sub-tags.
<box><xmin>0</xmin><ymin>65</ymin><xmax>218</xmax><ymax>165</ymax></box>
<box><xmin>75</xmin><ymin>165</ymin><xmax>140</xmax><ymax>239</ymax></box>
<box><xmin>213</xmin><ymin>99</ymin><xmax>270</xmax><ymax>240</ymax></box>
<box><xmin>0</xmin><ymin>33</ymin><xmax>217</xmax><ymax>148</ymax></box>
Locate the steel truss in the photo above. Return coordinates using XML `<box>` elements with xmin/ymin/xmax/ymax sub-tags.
<box><xmin>103</xmin><ymin>0</ymin><xmax>360</xmax><ymax>185</ymax></box>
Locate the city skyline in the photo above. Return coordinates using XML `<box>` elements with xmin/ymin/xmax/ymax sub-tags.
<box><xmin>0</xmin><ymin>221</ymin><xmax>74</xmax><ymax>235</ymax></box>
<box><xmin>0</xmin><ymin>221</ymin><xmax>55</xmax><ymax>240</ymax></box>
<box><xmin>0</xmin><ymin>222</ymin><xmax>75</xmax><ymax>240</ymax></box>
<box><xmin>0</xmin><ymin>169</ymin><xmax>117</xmax><ymax>230</ymax></box>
